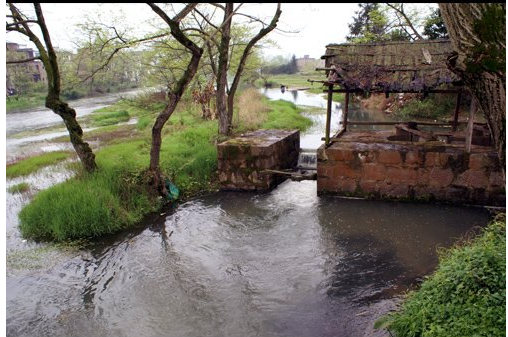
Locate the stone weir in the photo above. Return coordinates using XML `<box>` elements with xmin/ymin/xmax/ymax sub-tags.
<box><xmin>317</xmin><ymin>130</ymin><xmax>505</xmax><ymax>206</ymax></box>
<box><xmin>217</xmin><ymin>129</ymin><xmax>300</xmax><ymax>191</ymax></box>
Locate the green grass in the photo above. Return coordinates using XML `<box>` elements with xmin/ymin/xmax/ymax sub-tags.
<box><xmin>19</xmin><ymin>168</ymin><xmax>157</xmax><ymax>241</ymax></box>
<box><xmin>137</xmin><ymin>116</ymin><xmax>152</xmax><ymax>130</ymax></box>
<box><xmin>91</xmin><ymin>108</ymin><xmax>130</xmax><ymax>126</ymax></box>
<box><xmin>257</xmin><ymin>73</ymin><xmax>324</xmax><ymax>89</ymax></box>
<box><xmin>6</xmin><ymin>151</ymin><xmax>72</xmax><ymax>178</ymax></box>
<box><xmin>262</xmin><ymin>99</ymin><xmax>313</xmax><ymax>131</ymax></box>
<box><xmin>375</xmin><ymin>215</ymin><xmax>506</xmax><ymax>337</ymax></box>
<box><xmin>8</xmin><ymin>182</ymin><xmax>30</xmax><ymax>194</ymax></box>
<box><xmin>6</xmin><ymin>93</ymin><xmax>46</xmax><ymax>112</ymax></box>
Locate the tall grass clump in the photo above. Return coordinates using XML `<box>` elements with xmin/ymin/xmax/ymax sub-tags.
<box><xmin>7</xmin><ymin>151</ymin><xmax>71</xmax><ymax>178</ymax></box>
<box><xmin>235</xmin><ymin>88</ymin><xmax>271</xmax><ymax>130</ymax></box>
<box><xmin>375</xmin><ymin>214</ymin><xmax>506</xmax><ymax>337</ymax></box>
<box><xmin>92</xmin><ymin>109</ymin><xmax>130</xmax><ymax>126</ymax></box>
<box><xmin>8</xmin><ymin>182</ymin><xmax>30</xmax><ymax>194</ymax></box>
<box><xmin>18</xmin><ymin>167</ymin><xmax>157</xmax><ymax>242</ymax></box>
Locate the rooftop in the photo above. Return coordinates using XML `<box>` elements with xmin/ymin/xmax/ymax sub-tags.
<box><xmin>321</xmin><ymin>39</ymin><xmax>462</xmax><ymax>92</ymax></box>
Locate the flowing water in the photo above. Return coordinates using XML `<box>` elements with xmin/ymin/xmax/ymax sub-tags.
<box><xmin>6</xmin><ymin>88</ymin><xmax>493</xmax><ymax>337</ymax></box>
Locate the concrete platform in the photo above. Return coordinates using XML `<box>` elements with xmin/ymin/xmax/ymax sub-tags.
<box><xmin>217</xmin><ymin>129</ymin><xmax>300</xmax><ymax>191</ymax></box>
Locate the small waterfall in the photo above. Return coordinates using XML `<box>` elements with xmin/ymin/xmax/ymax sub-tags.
<box><xmin>297</xmin><ymin>149</ymin><xmax>317</xmax><ymax>170</ymax></box>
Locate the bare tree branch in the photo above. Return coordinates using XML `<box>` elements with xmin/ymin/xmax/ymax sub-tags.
<box><xmin>6</xmin><ymin>56</ymin><xmax>41</xmax><ymax>64</ymax></box>
<box><xmin>385</xmin><ymin>3</ymin><xmax>423</xmax><ymax>40</ymax></box>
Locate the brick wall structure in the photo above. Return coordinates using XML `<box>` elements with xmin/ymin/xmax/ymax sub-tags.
<box><xmin>218</xmin><ymin>129</ymin><xmax>300</xmax><ymax>191</ymax></box>
<box><xmin>317</xmin><ymin>132</ymin><xmax>505</xmax><ymax>206</ymax></box>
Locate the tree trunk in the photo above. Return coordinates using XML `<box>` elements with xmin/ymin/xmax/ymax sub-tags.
<box><xmin>46</xmin><ymin>96</ymin><xmax>97</xmax><ymax>173</ymax></box>
<box><xmin>148</xmin><ymin>95</ymin><xmax>180</xmax><ymax>196</ymax></box>
<box><xmin>439</xmin><ymin>3</ymin><xmax>506</xmax><ymax>174</ymax></box>
<box><xmin>217</xmin><ymin>3</ymin><xmax>233</xmax><ymax>136</ymax></box>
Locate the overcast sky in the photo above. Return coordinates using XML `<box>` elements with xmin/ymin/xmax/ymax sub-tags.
<box><xmin>6</xmin><ymin>3</ymin><xmax>439</xmax><ymax>61</ymax></box>
<box><xmin>6</xmin><ymin>3</ymin><xmax>436</xmax><ymax>60</ymax></box>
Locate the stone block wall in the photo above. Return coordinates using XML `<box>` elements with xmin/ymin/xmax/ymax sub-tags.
<box><xmin>317</xmin><ymin>141</ymin><xmax>505</xmax><ymax>206</ymax></box>
<box><xmin>218</xmin><ymin>129</ymin><xmax>300</xmax><ymax>191</ymax></box>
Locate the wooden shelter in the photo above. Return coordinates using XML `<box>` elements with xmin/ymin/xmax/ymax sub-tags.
<box><xmin>316</xmin><ymin>39</ymin><xmax>486</xmax><ymax>151</ymax></box>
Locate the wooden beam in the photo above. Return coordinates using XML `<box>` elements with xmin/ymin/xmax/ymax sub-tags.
<box><xmin>465</xmin><ymin>99</ymin><xmax>476</xmax><ymax>153</ymax></box>
<box><xmin>326</xmin><ymin>88</ymin><xmax>461</xmax><ymax>94</ymax></box>
<box><xmin>346</xmin><ymin>121</ymin><xmax>456</xmax><ymax>126</ymax></box>
<box><xmin>395</xmin><ymin>123</ymin><xmax>437</xmax><ymax>141</ymax></box>
<box><xmin>342</xmin><ymin>91</ymin><xmax>350</xmax><ymax>131</ymax></box>
<box><xmin>452</xmin><ymin>91</ymin><xmax>462</xmax><ymax>132</ymax></box>
<box><xmin>325</xmin><ymin>84</ymin><xmax>333</xmax><ymax>146</ymax></box>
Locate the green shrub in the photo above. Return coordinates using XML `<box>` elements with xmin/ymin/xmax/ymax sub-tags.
<box><xmin>395</xmin><ymin>94</ymin><xmax>456</xmax><ymax>120</ymax></box>
<box><xmin>375</xmin><ymin>215</ymin><xmax>506</xmax><ymax>337</ymax></box>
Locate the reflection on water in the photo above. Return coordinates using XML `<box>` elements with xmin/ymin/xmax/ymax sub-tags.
<box><xmin>6</xmin><ymin>180</ymin><xmax>492</xmax><ymax>337</ymax></box>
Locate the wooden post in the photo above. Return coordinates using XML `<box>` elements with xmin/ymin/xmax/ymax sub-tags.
<box><xmin>325</xmin><ymin>84</ymin><xmax>333</xmax><ymax>146</ymax></box>
<box><xmin>465</xmin><ymin>98</ymin><xmax>476</xmax><ymax>153</ymax></box>
<box><xmin>342</xmin><ymin>91</ymin><xmax>350</xmax><ymax>132</ymax></box>
<box><xmin>452</xmin><ymin>91</ymin><xmax>461</xmax><ymax>132</ymax></box>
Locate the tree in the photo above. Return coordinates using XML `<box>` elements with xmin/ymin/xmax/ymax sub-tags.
<box><xmin>347</xmin><ymin>3</ymin><xmax>391</xmax><ymax>43</ymax></box>
<box><xmin>6</xmin><ymin>3</ymin><xmax>98</xmax><ymax>172</ymax></box>
<box><xmin>385</xmin><ymin>3</ymin><xmax>423</xmax><ymax>41</ymax></box>
<box><xmin>439</xmin><ymin>3</ymin><xmax>506</xmax><ymax>174</ymax></box>
<box><xmin>196</xmin><ymin>3</ymin><xmax>282</xmax><ymax>135</ymax></box>
<box><xmin>423</xmin><ymin>8</ymin><xmax>448</xmax><ymax>40</ymax></box>
<box><xmin>146</xmin><ymin>3</ymin><xmax>204</xmax><ymax>196</ymax></box>
<box><xmin>347</xmin><ymin>3</ymin><xmax>437</xmax><ymax>43</ymax></box>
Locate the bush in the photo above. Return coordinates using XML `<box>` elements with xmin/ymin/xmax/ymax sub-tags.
<box><xmin>394</xmin><ymin>94</ymin><xmax>456</xmax><ymax>120</ymax></box>
<box><xmin>375</xmin><ymin>215</ymin><xmax>506</xmax><ymax>337</ymax></box>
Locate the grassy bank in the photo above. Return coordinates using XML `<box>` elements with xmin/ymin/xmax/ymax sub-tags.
<box><xmin>375</xmin><ymin>214</ymin><xmax>506</xmax><ymax>337</ymax></box>
<box><xmin>18</xmin><ymin>90</ymin><xmax>313</xmax><ymax>242</ymax></box>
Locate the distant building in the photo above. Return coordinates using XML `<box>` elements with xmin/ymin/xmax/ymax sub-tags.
<box><xmin>295</xmin><ymin>55</ymin><xmax>324</xmax><ymax>72</ymax></box>
<box><xmin>6</xmin><ymin>42</ymin><xmax>47</xmax><ymax>94</ymax></box>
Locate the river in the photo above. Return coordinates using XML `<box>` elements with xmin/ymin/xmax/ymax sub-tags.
<box><xmin>6</xmin><ymin>88</ymin><xmax>493</xmax><ymax>337</ymax></box>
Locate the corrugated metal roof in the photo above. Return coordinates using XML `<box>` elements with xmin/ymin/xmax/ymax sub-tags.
<box><xmin>322</xmin><ymin>39</ymin><xmax>462</xmax><ymax>92</ymax></box>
